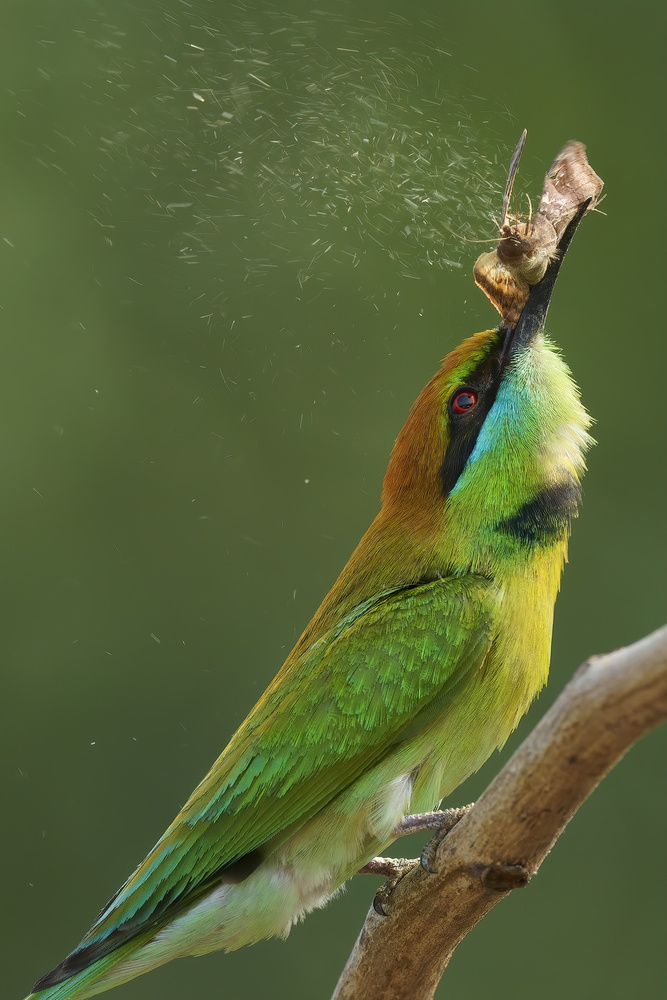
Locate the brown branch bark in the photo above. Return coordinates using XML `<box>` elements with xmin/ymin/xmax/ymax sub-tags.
<box><xmin>332</xmin><ymin>625</ymin><xmax>667</xmax><ymax>1000</ymax></box>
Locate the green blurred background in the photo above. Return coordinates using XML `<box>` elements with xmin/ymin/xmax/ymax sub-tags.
<box><xmin>2</xmin><ymin>2</ymin><xmax>665</xmax><ymax>998</ymax></box>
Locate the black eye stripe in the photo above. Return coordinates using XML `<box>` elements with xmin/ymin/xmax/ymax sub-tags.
<box><xmin>440</xmin><ymin>337</ymin><xmax>504</xmax><ymax>496</ymax></box>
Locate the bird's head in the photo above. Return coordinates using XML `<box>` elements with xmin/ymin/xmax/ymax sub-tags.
<box><xmin>382</xmin><ymin>209</ymin><xmax>594</xmax><ymax>575</ymax></box>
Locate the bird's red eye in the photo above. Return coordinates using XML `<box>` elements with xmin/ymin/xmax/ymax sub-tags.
<box><xmin>451</xmin><ymin>389</ymin><xmax>478</xmax><ymax>414</ymax></box>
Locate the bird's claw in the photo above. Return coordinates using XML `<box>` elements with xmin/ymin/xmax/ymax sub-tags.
<box><xmin>358</xmin><ymin>857</ymin><xmax>419</xmax><ymax>916</ymax></box>
<box><xmin>417</xmin><ymin>804</ymin><xmax>474</xmax><ymax>875</ymax></box>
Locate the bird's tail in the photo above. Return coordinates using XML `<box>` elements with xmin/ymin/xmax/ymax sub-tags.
<box><xmin>24</xmin><ymin>928</ymin><xmax>157</xmax><ymax>1000</ymax></box>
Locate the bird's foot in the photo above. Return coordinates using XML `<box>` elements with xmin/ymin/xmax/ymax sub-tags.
<box><xmin>391</xmin><ymin>804</ymin><xmax>474</xmax><ymax>840</ymax></box>
<box><xmin>420</xmin><ymin>805</ymin><xmax>474</xmax><ymax>874</ymax></box>
<box><xmin>357</xmin><ymin>856</ymin><xmax>419</xmax><ymax>916</ymax></box>
<box><xmin>389</xmin><ymin>803</ymin><xmax>474</xmax><ymax>875</ymax></box>
<box><xmin>358</xmin><ymin>856</ymin><xmax>418</xmax><ymax>878</ymax></box>
<box><xmin>357</xmin><ymin>805</ymin><xmax>475</xmax><ymax>914</ymax></box>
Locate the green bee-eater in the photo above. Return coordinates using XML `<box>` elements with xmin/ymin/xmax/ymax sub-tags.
<box><xmin>26</xmin><ymin>155</ymin><xmax>597</xmax><ymax>1000</ymax></box>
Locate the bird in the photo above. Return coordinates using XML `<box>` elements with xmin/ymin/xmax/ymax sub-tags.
<box><xmin>26</xmin><ymin>145</ymin><xmax>598</xmax><ymax>1000</ymax></box>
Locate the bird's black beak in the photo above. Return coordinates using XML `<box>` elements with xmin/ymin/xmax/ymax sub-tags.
<box><xmin>500</xmin><ymin>199</ymin><xmax>591</xmax><ymax>364</ymax></box>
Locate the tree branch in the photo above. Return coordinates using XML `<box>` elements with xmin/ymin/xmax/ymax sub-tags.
<box><xmin>332</xmin><ymin>625</ymin><xmax>667</xmax><ymax>1000</ymax></box>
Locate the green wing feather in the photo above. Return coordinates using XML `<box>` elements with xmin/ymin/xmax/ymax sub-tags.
<box><xmin>51</xmin><ymin>573</ymin><xmax>495</xmax><ymax>978</ymax></box>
